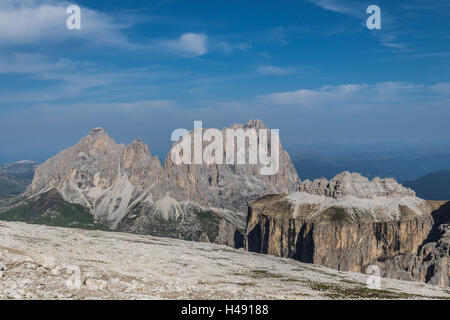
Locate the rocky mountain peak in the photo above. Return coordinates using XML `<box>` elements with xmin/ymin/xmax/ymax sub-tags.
<box><xmin>121</xmin><ymin>139</ymin><xmax>162</xmax><ymax>185</ymax></box>
<box><xmin>24</xmin><ymin>121</ymin><xmax>300</xmax><ymax>232</ymax></box>
<box><xmin>125</xmin><ymin>139</ymin><xmax>151</xmax><ymax>158</ymax></box>
<box><xmin>163</xmin><ymin>119</ymin><xmax>300</xmax><ymax>212</ymax></box>
<box><xmin>244</xmin><ymin>119</ymin><xmax>267</xmax><ymax>129</ymax></box>
<box><xmin>298</xmin><ymin>171</ymin><xmax>415</xmax><ymax>199</ymax></box>
<box><xmin>75</xmin><ymin>127</ymin><xmax>121</xmax><ymax>158</ymax></box>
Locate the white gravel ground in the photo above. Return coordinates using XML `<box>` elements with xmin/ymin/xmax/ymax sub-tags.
<box><xmin>0</xmin><ymin>221</ymin><xmax>449</xmax><ymax>300</ymax></box>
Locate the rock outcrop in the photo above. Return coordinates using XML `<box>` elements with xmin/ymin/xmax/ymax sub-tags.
<box><xmin>245</xmin><ymin>172</ymin><xmax>450</xmax><ymax>286</ymax></box>
<box><xmin>3</xmin><ymin>121</ymin><xmax>299</xmax><ymax>246</ymax></box>
<box><xmin>298</xmin><ymin>172</ymin><xmax>416</xmax><ymax>198</ymax></box>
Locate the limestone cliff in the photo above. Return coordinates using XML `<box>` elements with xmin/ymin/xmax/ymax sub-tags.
<box><xmin>245</xmin><ymin>172</ymin><xmax>450</xmax><ymax>286</ymax></box>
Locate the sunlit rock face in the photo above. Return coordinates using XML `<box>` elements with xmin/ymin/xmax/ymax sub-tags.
<box><xmin>16</xmin><ymin>121</ymin><xmax>299</xmax><ymax>246</ymax></box>
<box><xmin>27</xmin><ymin>128</ymin><xmax>164</xmax><ymax>227</ymax></box>
<box><xmin>164</xmin><ymin>119</ymin><xmax>300</xmax><ymax>214</ymax></box>
<box><xmin>298</xmin><ymin>171</ymin><xmax>416</xmax><ymax>199</ymax></box>
<box><xmin>246</xmin><ymin>173</ymin><xmax>450</xmax><ymax>287</ymax></box>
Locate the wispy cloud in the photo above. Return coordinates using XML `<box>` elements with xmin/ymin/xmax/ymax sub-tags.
<box><xmin>0</xmin><ymin>0</ymin><xmax>130</xmax><ymax>47</ymax></box>
<box><xmin>303</xmin><ymin>0</ymin><xmax>363</xmax><ymax>17</ymax></box>
<box><xmin>160</xmin><ymin>33</ymin><xmax>208</xmax><ymax>57</ymax></box>
<box><xmin>303</xmin><ymin>0</ymin><xmax>411</xmax><ymax>50</ymax></box>
<box><xmin>400</xmin><ymin>0</ymin><xmax>450</xmax><ymax>12</ymax></box>
<box><xmin>1</xmin><ymin>80</ymin><xmax>450</xmax><ymax>159</ymax></box>
<box><xmin>0</xmin><ymin>1</ymin><xmax>244</xmax><ymax>59</ymax></box>
<box><xmin>259</xmin><ymin>82</ymin><xmax>438</xmax><ymax>108</ymax></box>
<box><xmin>377</xmin><ymin>33</ymin><xmax>408</xmax><ymax>49</ymax></box>
<box><xmin>0</xmin><ymin>53</ymin><xmax>72</xmax><ymax>75</ymax></box>
<box><xmin>257</xmin><ymin>65</ymin><xmax>298</xmax><ymax>75</ymax></box>
<box><xmin>157</xmin><ymin>33</ymin><xmax>251</xmax><ymax>57</ymax></box>
<box><xmin>0</xmin><ymin>52</ymin><xmax>190</xmax><ymax>103</ymax></box>
<box><xmin>214</xmin><ymin>41</ymin><xmax>251</xmax><ymax>54</ymax></box>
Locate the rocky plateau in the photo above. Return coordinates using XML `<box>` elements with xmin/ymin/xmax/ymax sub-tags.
<box><xmin>246</xmin><ymin>172</ymin><xmax>450</xmax><ymax>287</ymax></box>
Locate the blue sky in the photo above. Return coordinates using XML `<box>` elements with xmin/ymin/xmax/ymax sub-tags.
<box><xmin>0</xmin><ymin>0</ymin><xmax>449</xmax><ymax>162</ymax></box>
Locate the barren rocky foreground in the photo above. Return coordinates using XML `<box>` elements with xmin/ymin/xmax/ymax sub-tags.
<box><xmin>0</xmin><ymin>221</ymin><xmax>449</xmax><ymax>300</ymax></box>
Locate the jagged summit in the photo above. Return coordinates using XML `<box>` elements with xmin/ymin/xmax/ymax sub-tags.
<box><xmin>89</xmin><ymin>127</ymin><xmax>105</xmax><ymax>135</ymax></box>
<box><xmin>298</xmin><ymin>171</ymin><xmax>415</xmax><ymax>199</ymax></box>
<box><xmin>244</xmin><ymin>171</ymin><xmax>423</xmax><ymax>225</ymax></box>
<box><xmin>232</xmin><ymin>119</ymin><xmax>267</xmax><ymax>130</ymax></box>
<box><xmin>126</xmin><ymin>139</ymin><xmax>153</xmax><ymax>157</ymax></box>
<box><xmin>85</xmin><ymin>127</ymin><xmax>113</xmax><ymax>141</ymax></box>
<box><xmin>163</xmin><ymin>119</ymin><xmax>300</xmax><ymax>212</ymax></box>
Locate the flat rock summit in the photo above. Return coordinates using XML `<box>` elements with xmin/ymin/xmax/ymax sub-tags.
<box><xmin>246</xmin><ymin>172</ymin><xmax>450</xmax><ymax>287</ymax></box>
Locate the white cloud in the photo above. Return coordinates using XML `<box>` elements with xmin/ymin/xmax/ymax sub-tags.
<box><xmin>2</xmin><ymin>81</ymin><xmax>450</xmax><ymax>158</ymax></box>
<box><xmin>257</xmin><ymin>65</ymin><xmax>297</xmax><ymax>75</ymax></box>
<box><xmin>401</xmin><ymin>0</ymin><xmax>450</xmax><ymax>11</ymax></box>
<box><xmin>162</xmin><ymin>33</ymin><xmax>208</xmax><ymax>57</ymax></box>
<box><xmin>261</xmin><ymin>84</ymin><xmax>363</xmax><ymax>107</ymax></box>
<box><xmin>0</xmin><ymin>53</ymin><xmax>72</xmax><ymax>74</ymax></box>
<box><xmin>304</xmin><ymin>0</ymin><xmax>409</xmax><ymax>50</ymax></box>
<box><xmin>0</xmin><ymin>52</ymin><xmax>186</xmax><ymax>102</ymax></box>
<box><xmin>259</xmin><ymin>82</ymin><xmax>440</xmax><ymax>108</ymax></box>
<box><xmin>0</xmin><ymin>1</ymin><xmax>247</xmax><ymax>58</ymax></box>
<box><xmin>214</xmin><ymin>41</ymin><xmax>250</xmax><ymax>54</ymax></box>
<box><xmin>304</xmin><ymin>0</ymin><xmax>362</xmax><ymax>17</ymax></box>
<box><xmin>0</xmin><ymin>52</ymin><xmax>116</xmax><ymax>95</ymax></box>
<box><xmin>0</xmin><ymin>0</ymin><xmax>129</xmax><ymax>47</ymax></box>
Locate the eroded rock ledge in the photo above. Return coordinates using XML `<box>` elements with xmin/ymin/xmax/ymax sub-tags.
<box><xmin>298</xmin><ymin>171</ymin><xmax>416</xmax><ymax>198</ymax></box>
<box><xmin>245</xmin><ymin>173</ymin><xmax>450</xmax><ymax>287</ymax></box>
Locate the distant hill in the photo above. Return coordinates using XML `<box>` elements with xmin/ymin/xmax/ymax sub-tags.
<box><xmin>289</xmin><ymin>146</ymin><xmax>450</xmax><ymax>182</ymax></box>
<box><xmin>0</xmin><ymin>161</ymin><xmax>39</xmax><ymax>199</ymax></box>
<box><xmin>0</xmin><ymin>188</ymin><xmax>106</xmax><ymax>230</ymax></box>
<box><xmin>403</xmin><ymin>169</ymin><xmax>450</xmax><ymax>200</ymax></box>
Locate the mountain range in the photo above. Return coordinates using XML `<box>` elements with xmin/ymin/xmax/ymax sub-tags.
<box><xmin>0</xmin><ymin>161</ymin><xmax>39</xmax><ymax>202</ymax></box>
<box><xmin>404</xmin><ymin>169</ymin><xmax>450</xmax><ymax>201</ymax></box>
<box><xmin>292</xmin><ymin>149</ymin><xmax>450</xmax><ymax>181</ymax></box>
<box><xmin>0</xmin><ymin>121</ymin><xmax>448</xmax><ymax>287</ymax></box>
<box><xmin>0</xmin><ymin>121</ymin><xmax>299</xmax><ymax>246</ymax></box>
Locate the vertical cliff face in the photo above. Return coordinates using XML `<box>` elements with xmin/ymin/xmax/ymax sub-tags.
<box><xmin>379</xmin><ymin>202</ymin><xmax>450</xmax><ymax>286</ymax></box>
<box><xmin>245</xmin><ymin>173</ymin><xmax>450</xmax><ymax>286</ymax></box>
